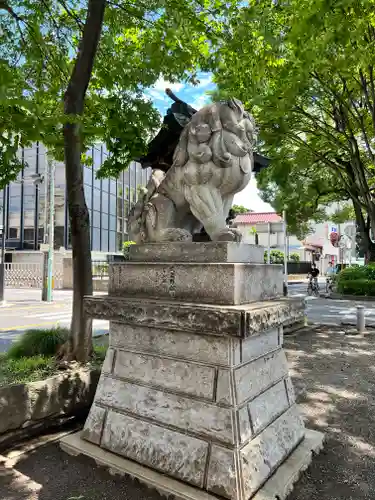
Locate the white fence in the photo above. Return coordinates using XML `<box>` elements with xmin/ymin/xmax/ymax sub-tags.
<box><xmin>4</xmin><ymin>263</ymin><xmax>64</xmax><ymax>289</ymax></box>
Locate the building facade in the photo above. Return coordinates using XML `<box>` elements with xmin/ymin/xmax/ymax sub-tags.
<box><xmin>235</xmin><ymin>211</ymin><xmax>357</xmax><ymax>272</ymax></box>
<box><xmin>0</xmin><ymin>143</ymin><xmax>150</xmax><ymax>253</ymax></box>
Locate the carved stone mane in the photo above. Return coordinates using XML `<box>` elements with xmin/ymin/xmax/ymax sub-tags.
<box><xmin>129</xmin><ymin>99</ymin><xmax>257</xmax><ymax>244</ymax></box>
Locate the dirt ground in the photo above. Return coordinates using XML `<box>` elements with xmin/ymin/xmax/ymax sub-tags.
<box><xmin>1</xmin><ymin>326</ymin><xmax>375</xmax><ymax>500</ymax></box>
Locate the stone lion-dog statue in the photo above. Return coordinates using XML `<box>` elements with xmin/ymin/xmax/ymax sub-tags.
<box><xmin>129</xmin><ymin>98</ymin><xmax>258</xmax><ymax>243</ymax></box>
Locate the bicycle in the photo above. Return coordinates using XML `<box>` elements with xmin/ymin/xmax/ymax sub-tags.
<box><xmin>307</xmin><ymin>277</ymin><xmax>320</xmax><ymax>297</ymax></box>
<box><xmin>325</xmin><ymin>276</ymin><xmax>334</xmax><ymax>294</ymax></box>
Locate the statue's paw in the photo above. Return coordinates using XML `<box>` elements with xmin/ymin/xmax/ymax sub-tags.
<box><xmin>213</xmin><ymin>228</ymin><xmax>242</xmax><ymax>243</ymax></box>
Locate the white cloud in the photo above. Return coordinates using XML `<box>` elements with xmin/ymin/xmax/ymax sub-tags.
<box><xmin>147</xmin><ymin>89</ymin><xmax>169</xmax><ymax>102</ymax></box>
<box><xmin>234</xmin><ymin>177</ymin><xmax>274</xmax><ymax>212</ymax></box>
<box><xmin>196</xmin><ymin>75</ymin><xmax>213</xmax><ymax>88</ymax></box>
<box><xmin>153</xmin><ymin>78</ymin><xmax>185</xmax><ymax>93</ymax></box>
<box><xmin>189</xmin><ymin>94</ymin><xmax>210</xmax><ymax>110</ymax></box>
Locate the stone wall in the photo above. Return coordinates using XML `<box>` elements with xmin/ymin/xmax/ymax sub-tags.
<box><xmin>0</xmin><ymin>367</ymin><xmax>100</xmax><ymax>450</ymax></box>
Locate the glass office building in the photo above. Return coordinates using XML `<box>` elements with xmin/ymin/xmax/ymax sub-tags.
<box><xmin>0</xmin><ymin>143</ymin><xmax>150</xmax><ymax>252</ymax></box>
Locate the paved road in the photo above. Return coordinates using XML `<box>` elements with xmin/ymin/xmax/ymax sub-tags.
<box><xmin>288</xmin><ymin>281</ymin><xmax>375</xmax><ymax>326</ymax></box>
<box><xmin>1</xmin><ymin>284</ymin><xmax>375</xmax><ymax>353</ymax></box>
<box><xmin>0</xmin><ymin>289</ymin><xmax>109</xmax><ymax>353</ymax></box>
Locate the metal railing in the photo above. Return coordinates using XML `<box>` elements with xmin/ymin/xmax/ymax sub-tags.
<box><xmin>92</xmin><ymin>261</ymin><xmax>109</xmax><ymax>279</ymax></box>
<box><xmin>4</xmin><ymin>262</ymin><xmax>63</xmax><ymax>289</ymax></box>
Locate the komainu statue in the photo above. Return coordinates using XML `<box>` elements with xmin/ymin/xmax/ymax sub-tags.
<box><xmin>129</xmin><ymin>91</ymin><xmax>258</xmax><ymax>243</ymax></box>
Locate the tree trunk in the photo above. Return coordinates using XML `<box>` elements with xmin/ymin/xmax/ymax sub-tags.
<box><xmin>352</xmin><ymin>201</ymin><xmax>375</xmax><ymax>264</ymax></box>
<box><xmin>61</xmin><ymin>0</ymin><xmax>106</xmax><ymax>362</ymax></box>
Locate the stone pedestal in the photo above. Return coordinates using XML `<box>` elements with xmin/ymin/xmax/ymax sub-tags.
<box><xmin>61</xmin><ymin>242</ymin><xmax>323</xmax><ymax>499</ymax></box>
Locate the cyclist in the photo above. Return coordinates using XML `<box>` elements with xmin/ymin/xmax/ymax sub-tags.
<box><xmin>325</xmin><ymin>263</ymin><xmax>336</xmax><ymax>293</ymax></box>
<box><xmin>307</xmin><ymin>264</ymin><xmax>320</xmax><ymax>295</ymax></box>
<box><xmin>308</xmin><ymin>263</ymin><xmax>320</xmax><ymax>279</ymax></box>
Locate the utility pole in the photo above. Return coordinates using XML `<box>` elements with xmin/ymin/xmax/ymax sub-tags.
<box><xmin>282</xmin><ymin>209</ymin><xmax>288</xmax><ymax>297</ymax></box>
<box><xmin>41</xmin><ymin>155</ymin><xmax>55</xmax><ymax>302</ymax></box>
<box><xmin>0</xmin><ymin>186</ymin><xmax>8</xmax><ymax>305</ymax></box>
<box><xmin>47</xmin><ymin>158</ymin><xmax>55</xmax><ymax>302</ymax></box>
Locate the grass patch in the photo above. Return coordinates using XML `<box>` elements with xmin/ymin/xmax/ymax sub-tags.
<box><xmin>7</xmin><ymin>327</ymin><xmax>69</xmax><ymax>359</ymax></box>
<box><xmin>0</xmin><ymin>329</ymin><xmax>108</xmax><ymax>386</ymax></box>
<box><xmin>0</xmin><ymin>354</ymin><xmax>56</xmax><ymax>386</ymax></box>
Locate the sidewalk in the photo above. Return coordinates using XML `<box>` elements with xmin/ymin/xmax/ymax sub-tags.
<box><xmin>1</xmin><ymin>289</ymin><xmax>106</xmax><ymax>307</ymax></box>
<box><xmin>1</xmin><ymin>326</ymin><xmax>374</xmax><ymax>499</ymax></box>
<box><xmin>1</xmin><ymin>289</ymin><xmax>73</xmax><ymax>307</ymax></box>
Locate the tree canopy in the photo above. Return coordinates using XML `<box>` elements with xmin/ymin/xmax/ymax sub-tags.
<box><xmin>0</xmin><ymin>0</ymin><xmax>239</xmax><ymax>361</ymax></box>
<box><xmin>0</xmin><ymin>0</ymin><xmax>233</xmax><ymax>186</ymax></box>
<box><xmin>214</xmin><ymin>0</ymin><xmax>375</xmax><ymax>252</ymax></box>
<box><xmin>231</xmin><ymin>204</ymin><xmax>251</xmax><ymax>215</ymax></box>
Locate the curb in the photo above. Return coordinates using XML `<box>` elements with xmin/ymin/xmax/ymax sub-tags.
<box><xmin>328</xmin><ymin>293</ymin><xmax>375</xmax><ymax>302</ymax></box>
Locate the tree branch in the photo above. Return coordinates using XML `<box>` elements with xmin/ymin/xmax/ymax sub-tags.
<box><xmin>57</xmin><ymin>0</ymin><xmax>84</xmax><ymax>31</ymax></box>
<box><xmin>0</xmin><ymin>1</ymin><xmax>27</xmax><ymax>46</ymax></box>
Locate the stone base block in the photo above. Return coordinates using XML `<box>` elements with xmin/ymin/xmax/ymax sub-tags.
<box><xmin>128</xmin><ymin>242</ymin><xmax>265</xmax><ymax>264</ymax></box>
<box><xmin>81</xmin><ymin>287</ymin><xmax>310</xmax><ymax>499</ymax></box>
<box><xmin>60</xmin><ymin>428</ymin><xmax>324</xmax><ymax>500</ymax></box>
<box><xmin>109</xmin><ymin>262</ymin><xmax>283</xmax><ymax>305</ymax></box>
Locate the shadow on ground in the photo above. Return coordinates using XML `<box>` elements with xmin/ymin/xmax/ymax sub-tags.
<box><xmin>1</xmin><ymin>327</ymin><xmax>374</xmax><ymax>499</ymax></box>
<box><xmin>0</xmin><ymin>444</ymin><xmax>165</xmax><ymax>500</ymax></box>
<box><xmin>285</xmin><ymin>327</ymin><xmax>375</xmax><ymax>500</ymax></box>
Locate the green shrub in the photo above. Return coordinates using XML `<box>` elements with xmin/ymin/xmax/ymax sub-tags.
<box><xmin>264</xmin><ymin>249</ymin><xmax>284</xmax><ymax>264</ymax></box>
<box><xmin>93</xmin><ymin>344</ymin><xmax>107</xmax><ymax>363</ymax></box>
<box><xmin>0</xmin><ymin>355</ymin><xmax>56</xmax><ymax>386</ymax></box>
<box><xmin>337</xmin><ymin>279</ymin><xmax>375</xmax><ymax>296</ymax></box>
<box><xmin>7</xmin><ymin>327</ymin><xmax>69</xmax><ymax>360</ymax></box>
<box><xmin>123</xmin><ymin>240</ymin><xmax>136</xmax><ymax>260</ymax></box>
<box><xmin>289</xmin><ymin>253</ymin><xmax>300</xmax><ymax>263</ymax></box>
<box><xmin>338</xmin><ymin>266</ymin><xmax>367</xmax><ymax>281</ymax></box>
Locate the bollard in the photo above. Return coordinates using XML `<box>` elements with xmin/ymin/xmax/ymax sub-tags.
<box><xmin>357</xmin><ymin>305</ymin><xmax>365</xmax><ymax>334</ymax></box>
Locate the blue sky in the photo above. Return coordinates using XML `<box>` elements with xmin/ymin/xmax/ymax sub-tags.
<box><xmin>146</xmin><ymin>72</ymin><xmax>273</xmax><ymax>213</ymax></box>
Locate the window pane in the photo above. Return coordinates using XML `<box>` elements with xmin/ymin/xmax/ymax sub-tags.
<box><xmin>109</xmin><ymin>231</ymin><xmax>116</xmax><ymax>252</ymax></box>
<box><xmin>54</xmin><ymin>226</ymin><xmax>64</xmax><ymax>249</ymax></box>
<box><xmin>9</xmin><ymin>184</ymin><xmax>21</xmax><ymax>197</ymax></box>
<box><xmin>23</xmin><ymin>145</ymin><xmax>37</xmax><ymax>175</ymax></box>
<box><xmin>102</xmin><ymin>212</ymin><xmax>108</xmax><ymax>229</ymax></box>
<box><xmin>9</xmin><ymin>227</ymin><xmax>18</xmax><ymax>238</ymax></box>
<box><xmin>84</xmin><ymin>166</ymin><xmax>92</xmax><ymax>186</ymax></box>
<box><xmin>109</xmin><ymin>215</ymin><xmax>116</xmax><ymax>231</ymax></box>
<box><xmin>124</xmin><ymin>168</ymin><xmax>130</xmax><ymax>187</ymax></box>
<box><xmin>130</xmin><ymin>162</ymin><xmax>136</xmax><ymax>185</ymax></box>
<box><xmin>93</xmin><ymin>210</ymin><xmax>100</xmax><ymax>228</ymax></box>
<box><xmin>102</xmin><ymin>192</ymin><xmax>109</xmax><ymax>213</ymax></box>
<box><xmin>24</xmin><ymin>194</ymin><xmax>35</xmax><ymax>231</ymax></box>
<box><xmin>117</xmin><ymin>232</ymin><xmax>122</xmax><ymax>251</ymax></box>
<box><xmin>54</xmin><ymin>164</ymin><xmax>65</xmax><ymax>191</ymax></box>
<box><xmin>92</xmin><ymin>227</ymin><xmax>100</xmax><ymax>250</ymax></box>
<box><xmin>24</xmin><ymin>228</ymin><xmax>34</xmax><ymax>241</ymax></box>
<box><xmin>117</xmin><ymin>197</ymin><xmax>123</xmax><ymax>216</ymax></box>
<box><xmin>110</xmin><ymin>179</ymin><xmax>117</xmax><ymax>195</ymax></box>
<box><xmin>101</xmin><ymin>229</ymin><xmax>108</xmax><ymax>252</ymax></box>
<box><xmin>93</xmin><ymin>147</ymin><xmax>101</xmax><ymax>171</ymax></box>
<box><xmin>9</xmin><ymin>196</ymin><xmax>21</xmax><ymax>213</ymax></box>
<box><xmin>84</xmin><ymin>185</ymin><xmax>92</xmax><ymax>210</ymax></box>
<box><xmin>102</xmin><ymin>178</ymin><xmax>109</xmax><ymax>193</ymax></box>
<box><xmin>109</xmin><ymin>194</ymin><xmax>116</xmax><ymax>216</ymax></box>
<box><xmin>92</xmin><ymin>188</ymin><xmax>101</xmax><ymax>211</ymax></box>
<box><xmin>23</xmin><ymin>184</ymin><xmax>35</xmax><ymax>196</ymax></box>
